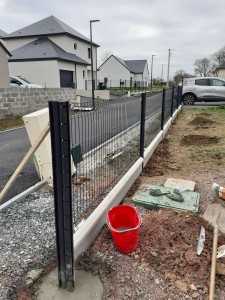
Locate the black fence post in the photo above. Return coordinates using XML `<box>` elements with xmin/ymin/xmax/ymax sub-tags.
<box><xmin>140</xmin><ymin>93</ymin><xmax>146</xmax><ymax>159</ymax></box>
<box><xmin>170</xmin><ymin>87</ymin><xmax>175</xmax><ymax>117</ymax></box>
<box><xmin>49</xmin><ymin>101</ymin><xmax>74</xmax><ymax>291</ymax></box>
<box><xmin>161</xmin><ymin>89</ymin><xmax>166</xmax><ymax>131</ymax></box>
<box><xmin>176</xmin><ymin>85</ymin><xmax>182</xmax><ymax>108</ymax></box>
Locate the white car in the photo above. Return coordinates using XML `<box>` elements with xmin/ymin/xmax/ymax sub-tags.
<box><xmin>182</xmin><ymin>77</ymin><xmax>225</xmax><ymax>105</ymax></box>
<box><xmin>10</xmin><ymin>76</ymin><xmax>42</xmax><ymax>88</ymax></box>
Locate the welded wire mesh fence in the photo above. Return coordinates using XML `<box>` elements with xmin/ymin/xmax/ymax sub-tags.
<box><xmin>85</xmin><ymin>79</ymin><xmax>148</xmax><ymax>90</ymax></box>
<box><xmin>50</xmin><ymin>86</ymin><xmax>182</xmax><ymax>228</ymax></box>
<box><xmin>70</xmin><ymin>98</ymin><xmax>142</xmax><ymax>225</ymax></box>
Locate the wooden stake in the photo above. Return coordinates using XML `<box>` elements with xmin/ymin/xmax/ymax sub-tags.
<box><xmin>0</xmin><ymin>123</ymin><xmax>50</xmax><ymax>203</ymax></box>
<box><xmin>209</xmin><ymin>224</ymin><xmax>219</xmax><ymax>300</ymax></box>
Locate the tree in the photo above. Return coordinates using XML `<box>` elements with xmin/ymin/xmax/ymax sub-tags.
<box><xmin>173</xmin><ymin>69</ymin><xmax>191</xmax><ymax>85</ymax></box>
<box><xmin>193</xmin><ymin>58</ymin><xmax>214</xmax><ymax>77</ymax></box>
<box><xmin>98</xmin><ymin>50</ymin><xmax>113</xmax><ymax>65</ymax></box>
<box><xmin>212</xmin><ymin>46</ymin><xmax>225</xmax><ymax>67</ymax></box>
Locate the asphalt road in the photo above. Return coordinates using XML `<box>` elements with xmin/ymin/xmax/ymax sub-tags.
<box><xmin>0</xmin><ymin>127</ymin><xmax>40</xmax><ymax>203</ymax></box>
<box><xmin>184</xmin><ymin>101</ymin><xmax>225</xmax><ymax>108</ymax></box>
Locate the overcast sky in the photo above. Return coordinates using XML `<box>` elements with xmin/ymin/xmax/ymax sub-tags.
<box><xmin>0</xmin><ymin>0</ymin><xmax>224</xmax><ymax>80</ymax></box>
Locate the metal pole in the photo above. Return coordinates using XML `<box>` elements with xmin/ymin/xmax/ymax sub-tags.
<box><xmin>161</xmin><ymin>89</ymin><xmax>166</xmax><ymax>130</ymax></box>
<box><xmin>49</xmin><ymin>101</ymin><xmax>74</xmax><ymax>291</ymax></box>
<box><xmin>140</xmin><ymin>93</ymin><xmax>146</xmax><ymax>159</ymax></box>
<box><xmin>161</xmin><ymin>64</ymin><xmax>165</xmax><ymax>85</ymax></box>
<box><xmin>166</xmin><ymin>49</ymin><xmax>175</xmax><ymax>88</ymax></box>
<box><xmin>166</xmin><ymin>49</ymin><xmax>171</xmax><ymax>88</ymax></box>
<box><xmin>90</xmin><ymin>20</ymin><xmax>100</xmax><ymax>110</ymax></box>
<box><xmin>171</xmin><ymin>86</ymin><xmax>175</xmax><ymax>117</ymax></box>
<box><xmin>150</xmin><ymin>55</ymin><xmax>156</xmax><ymax>91</ymax></box>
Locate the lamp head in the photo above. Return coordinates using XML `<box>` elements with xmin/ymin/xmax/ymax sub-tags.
<box><xmin>90</xmin><ymin>20</ymin><xmax>100</xmax><ymax>23</ymax></box>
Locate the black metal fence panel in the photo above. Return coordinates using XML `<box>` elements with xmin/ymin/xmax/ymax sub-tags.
<box><xmin>70</xmin><ymin>98</ymin><xmax>142</xmax><ymax>226</ymax></box>
<box><xmin>163</xmin><ymin>88</ymin><xmax>173</xmax><ymax>125</ymax></box>
<box><xmin>144</xmin><ymin>92</ymin><xmax>163</xmax><ymax>147</ymax></box>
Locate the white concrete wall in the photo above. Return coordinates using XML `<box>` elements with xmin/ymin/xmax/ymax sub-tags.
<box><xmin>76</xmin><ymin>89</ymin><xmax>110</xmax><ymax>99</ymax></box>
<box><xmin>9</xmin><ymin>60</ymin><xmax>59</xmax><ymax>87</ymax></box>
<box><xmin>50</xmin><ymin>36</ymin><xmax>97</xmax><ymax>70</ymax></box>
<box><xmin>133</xmin><ymin>73</ymin><xmax>143</xmax><ymax>81</ymax></box>
<box><xmin>98</xmin><ymin>56</ymin><xmax>131</xmax><ymax>81</ymax></box>
<box><xmin>76</xmin><ymin>65</ymin><xmax>87</xmax><ymax>90</ymax></box>
<box><xmin>5</xmin><ymin>37</ymin><xmax>35</xmax><ymax>52</ymax></box>
<box><xmin>218</xmin><ymin>69</ymin><xmax>225</xmax><ymax>79</ymax></box>
<box><xmin>0</xmin><ymin>46</ymin><xmax>10</xmax><ymax>88</ymax></box>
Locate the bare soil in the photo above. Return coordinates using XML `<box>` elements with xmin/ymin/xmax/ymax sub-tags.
<box><xmin>78</xmin><ymin>108</ymin><xmax>225</xmax><ymax>300</ymax></box>
<box><xmin>0</xmin><ymin>116</ymin><xmax>24</xmax><ymax>131</ymax></box>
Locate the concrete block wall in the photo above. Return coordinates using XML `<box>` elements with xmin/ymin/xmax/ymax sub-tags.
<box><xmin>0</xmin><ymin>87</ymin><xmax>76</xmax><ymax>119</ymax></box>
<box><xmin>76</xmin><ymin>89</ymin><xmax>110</xmax><ymax>100</ymax></box>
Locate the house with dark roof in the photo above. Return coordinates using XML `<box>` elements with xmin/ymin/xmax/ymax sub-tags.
<box><xmin>0</xmin><ymin>42</ymin><xmax>11</xmax><ymax>88</ymax></box>
<box><xmin>0</xmin><ymin>29</ymin><xmax>7</xmax><ymax>39</ymax></box>
<box><xmin>97</xmin><ymin>55</ymin><xmax>149</xmax><ymax>87</ymax></box>
<box><xmin>3</xmin><ymin>16</ymin><xmax>99</xmax><ymax>89</ymax></box>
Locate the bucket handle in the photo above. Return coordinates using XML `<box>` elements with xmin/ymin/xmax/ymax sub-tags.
<box><xmin>106</xmin><ymin>218</ymin><xmax>141</xmax><ymax>233</ymax></box>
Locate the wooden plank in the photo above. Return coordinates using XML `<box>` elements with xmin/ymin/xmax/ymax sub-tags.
<box><xmin>0</xmin><ymin>123</ymin><xmax>50</xmax><ymax>203</ymax></box>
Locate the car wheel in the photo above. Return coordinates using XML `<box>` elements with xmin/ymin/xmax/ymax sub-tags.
<box><xmin>182</xmin><ymin>93</ymin><xmax>196</xmax><ymax>105</ymax></box>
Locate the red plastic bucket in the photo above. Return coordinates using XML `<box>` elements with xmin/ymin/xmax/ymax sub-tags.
<box><xmin>107</xmin><ymin>205</ymin><xmax>141</xmax><ymax>253</ymax></box>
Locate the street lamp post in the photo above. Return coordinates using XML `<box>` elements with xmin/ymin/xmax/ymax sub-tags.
<box><xmin>166</xmin><ymin>48</ymin><xmax>175</xmax><ymax>88</ymax></box>
<box><xmin>90</xmin><ymin>19</ymin><xmax>100</xmax><ymax>110</ymax></box>
<box><xmin>161</xmin><ymin>64</ymin><xmax>165</xmax><ymax>85</ymax></box>
<box><xmin>150</xmin><ymin>54</ymin><xmax>157</xmax><ymax>91</ymax></box>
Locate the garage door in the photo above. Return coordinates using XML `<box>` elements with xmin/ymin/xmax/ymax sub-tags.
<box><xmin>60</xmin><ymin>70</ymin><xmax>74</xmax><ymax>88</ymax></box>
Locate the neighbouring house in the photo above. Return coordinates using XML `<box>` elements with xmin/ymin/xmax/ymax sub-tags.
<box><xmin>97</xmin><ymin>55</ymin><xmax>149</xmax><ymax>88</ymax></box>
<box><xmin>3</xmin><ymin>15</ymin><xmax>99</xmax><ymax>89</ymax></box>
<box><xmin>0</xmin><ymin>42</ymin><xmax>11</xmax><ymax>88</ymax></box>
<box><xmin>214</xmin><ymin>64</ymin><xmax>225</xmax><ymax>79</ymax></box>
<box><xmin>0</xmin><ymin>29</ymin><xmax>7</xmax><ymax>41</ymax></box>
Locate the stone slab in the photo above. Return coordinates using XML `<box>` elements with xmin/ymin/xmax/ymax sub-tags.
<box><xmin>132</xmin><ymin>184</ymin><xmax>200</xmax><ymax>213</ymax></box>
<box><xmin>164</xmin><ymin>178</ymin><xmax>196</xmax><ymax>191</ymax></box>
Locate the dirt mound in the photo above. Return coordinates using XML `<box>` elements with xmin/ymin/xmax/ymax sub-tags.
<box><xmin>181</xmin><ymin>135</ymin><xmax>220</xmax><ymax>146</ymax></box>
<box><xmin>142</xmin><ymin>139</ymin><xmax>171</xmax><ymax>176</ymax></box>
<box><xmin>188</xmin><ymin>116</ymin><xmax>215</xmax><ymax>127</ymax></box>
<box><xmin>139</xmin><ymin>209</ymin><xmax>225</xmax><ymax>287</ymax></box>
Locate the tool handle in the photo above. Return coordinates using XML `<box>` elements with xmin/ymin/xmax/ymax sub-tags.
<box><xmin>209</xmin><ymin>224</ymin><xmax>219</xmax><ymax>300</ymax></box>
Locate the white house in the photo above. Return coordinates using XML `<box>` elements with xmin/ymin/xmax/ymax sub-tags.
<box><xmin>97</xmin><ymin>55</ymin><xmax>149</xmax><ymax>88</ymax></box>
<box><xmin>0</xmin><ymin>41</ymin><xmax>11</xmax><ymax>88</ymax></box>
<box><xmin>214</xmin><ymin>63</ymin><xmax>225</xmax><ymax>79</ymax></box>
<box><xmin>3</xmin><ymin>16</ymin><xmax>99</xmax><ymax>89</ymax></box>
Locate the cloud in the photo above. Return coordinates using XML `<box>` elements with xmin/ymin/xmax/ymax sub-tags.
<box><xmin>1</xmin><ymin>0</ymin><xmax>225</xmax><ymax>79</ymax></box>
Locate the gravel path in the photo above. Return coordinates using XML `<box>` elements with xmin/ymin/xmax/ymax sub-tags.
<box><xmin>0</xmin><ymin>192</ymin><xmax>56</xmax><ymax>300</ymax></box>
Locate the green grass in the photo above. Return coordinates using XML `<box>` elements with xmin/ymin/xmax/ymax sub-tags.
<box><xmin>189</xmin><ymin>145</ymin><xmax>225</xmax><ymax>161</ymax></box>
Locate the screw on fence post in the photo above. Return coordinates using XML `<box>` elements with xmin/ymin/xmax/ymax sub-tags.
<box><xmin>170</xmin><ymin>87</ymin><xmax>175</xmax><ymax>117</ymax></box>
<box><xmin>49</xmin><ymin>101</ymin><xmax>74</xmax><ymax>291</ymax></box>
<box><xmin>161</xmin><ymin>89</ymin><xmax>166</xmax><ymax>131</ymax></box>
<box><xmin>140</xmin><ymin>93</ymin><xmax>146</xmax><ymax>159</ymax></box>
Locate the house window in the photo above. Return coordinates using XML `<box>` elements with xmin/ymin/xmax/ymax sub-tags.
<box><xmin>88</xmin><ymin>48</ymin><xmax>91</xmax><ymax>59</ymax></box>
<box><xmin>83</xmin><ymin>70</ymin><xmax>86</xmax><ymax>79</ymax></box>
<box><xmin>74</xmin><ymin>43</ymin><xmax>77</xmax><ymax>50</ymax></box>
